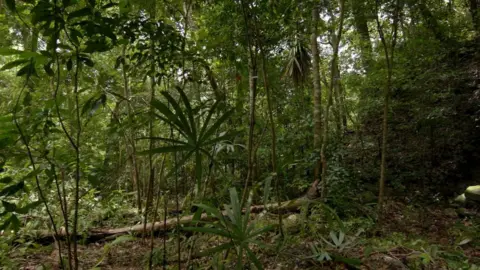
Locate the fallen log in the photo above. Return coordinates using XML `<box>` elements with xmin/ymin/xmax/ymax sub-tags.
<box><xmin>33</xmin><ymin>197</ymin><xmax>315</xmax><ymax>243</ymax></box>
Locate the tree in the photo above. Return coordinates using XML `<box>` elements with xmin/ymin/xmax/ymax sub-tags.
<box><xmin>376</xmin><ymin>0</ymin><xmax>401</xmax><ymax>212</ymax></box>
<box><xmin>310</xmin><ymin>5</ymin><xmax>323</xmax><ymax>199</ymax></box>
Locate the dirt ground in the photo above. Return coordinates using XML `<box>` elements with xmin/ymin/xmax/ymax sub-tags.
<box><xmin>9</xmin><ymin>201</ymin><xmax>480</xmax><ymax>270</ymax></box>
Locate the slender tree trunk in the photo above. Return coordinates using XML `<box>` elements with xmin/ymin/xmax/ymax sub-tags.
<box><xmin>121</xmin><ymin>45</ymin><xmax>142</xmax><ymax>213</ymax></box>
<box><xmin>334</xmin><ymin>62</ymin><xmax>347</xmax><ymax>133</ymax></box>
<box><xmin>241</xmin><ymin>0</ymin><xmax>258</xmax><ymax>204</ymax></box>
<box><xmin>144</xmin><ymin>2</ymin><xmax>157</xmax><ymax>238</ymax></box>
<box><xmin>310</xmin><ymin>6</ymin><xmax>322</xmax><ymax>198</ymax></box>
<box><xmin>258</xmin><ymin>34</ymin><xmax>283</xmax><ymax>234</ymax></box>
<box><xmin>320</xmin><ymin>0</ymin><xmax>345</xmax><ymax>200</ymax></box>
<box><xmin>376</xmin><ymin>0</ymin><xmax>400</xmax><ymax>212</ymax></box>
<box><xmin>145</xmin><ymin>76</ymin><xmax>156</xmax><ymax>212</ymax></box>
<box><xmin>332</xmin><ymin>74</ymin><xmax>343</xmax><ymax>135</ymax></box>
<box><xmin>13</xmin><ymin>86</ymin><xmax>65</xmax><ymax>268</ymax></box>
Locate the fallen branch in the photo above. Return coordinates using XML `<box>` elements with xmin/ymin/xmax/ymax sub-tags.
<box><xmin>33</xmin><ymin>197</ymin><xmax>314</xmax><ymax>243</ymax></box>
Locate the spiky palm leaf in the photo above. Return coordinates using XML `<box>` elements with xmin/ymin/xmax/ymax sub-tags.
<box><xmin>283</xmin><ymin>40</ymin><xmax>311</xmax><ymax>86</ymax></box>
<box><xmin>183</xmin><ymin>188</ymin><xmax>273</xmax><ymax>269</ymax></box>
<box><xmin>141</xmin><ymin>87</ymin><xmax>234</xmax><ymax>194</ymax></box>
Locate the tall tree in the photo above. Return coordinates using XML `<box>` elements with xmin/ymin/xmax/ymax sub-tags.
<box><xmin>352</xmin><ymin>0</ymin><xmax>373</xmax><ymax>72</ymax></box>
<box><xmin>309</xmin><ymin>5</ymin><xmax>322</xmax><ymax>199</ymax></box>
<box><xmin>241</xmin><ymin>0</ymin><xmax>258</xmax><ymax>203</ymax></box>
<box><xmin>376</xmin><ymin>0</ymin><xmax>401</xmax><ymax>211</ymax></box>
<box><xmin>320</xmin><ymin>0</ymin><xmax>345</xmax><ymax>200</ymax></box>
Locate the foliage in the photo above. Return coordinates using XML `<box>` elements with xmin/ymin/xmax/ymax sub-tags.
<box><xmin>93</xmin><ymin>234</ymin><xmax>137</xmax><ymax>268</ymax></box>
<box><xmin>144</xmin><ymin>87</ymin><xmax>234</xmax><ymax>194</ymax></box>
<box><xmin>0</xmin><ymin>0</ymin><xmax>480</xmax><ymax>268</ymax></box>
<box><xmin>183</xmin><ymin>188</ymin><xmax>273</xmax><ymax>269</ymax></box>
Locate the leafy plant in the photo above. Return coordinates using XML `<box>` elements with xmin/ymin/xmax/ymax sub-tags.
<box><xmin>183</xmin><ymin>188</ymin><xmax>273</xmax><ymax>269</ymax></box>
<box><xmin>308</xmin><ymin>223</ymin><xmax>363</xmax><ymax>268</ymax></box>
<box><xmin>309</xmin><ymin>243</ymin><xmax>332</xmax><ymax>262</ymax></box>
<box><xmin>93</xmin><ymin>235</ymin><xmax>136</xmax><ymax>268</ymax></box>
<box><xmin>144</xmin><ymin>87</ymin><xmax>234</xmax><ymax>194</ymax></box>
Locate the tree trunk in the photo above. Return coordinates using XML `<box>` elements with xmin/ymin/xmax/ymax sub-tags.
<box><xmin>310</xmin><ymin>6</ymin><xmax>322</xmax><ymax>199</ymax></box>
<box><xmin>334</xmin><ymin>62</ymin><xmax>347</xmax><ymax>132</ymax></box>
<box><xmin>258</xmin><ymin>35</ymin><xmax>283</xmax><ymax>234</ymax></box>
<box><xmin>121</xmin><ymin>45</ymin><xmax>141</xmax><ymax>213</ymax></box>
<box><xmin>320</xmin><ymin>0</ymin><xmax>345</xmax><ymax>200</ymax></box>
<box><xmin>375</xmin><ymin>0</ymin><xmax>400</xmax><ymax>212</ymax></box>
<box><xmin>34</xmin><ymin>197</ymin><xmax>313</xmax><ymax>244</ymax></box>
<box><xmin>241</xmin><ymin>0</ymin><xmax>258</xmax><ymax>204</ymax></box>
<box><xmin>352</xmin><ymin>0</ymin><xmax>373</xmax><ymax>72</ymax></box>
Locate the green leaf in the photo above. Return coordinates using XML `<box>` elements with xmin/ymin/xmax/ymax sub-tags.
<box><xmin>195</xmin><ymin>151</ymin><xmax>202</xmax><ymax>194</ymax></box>
<box><xmin>5</xmin><ymin>0</ymin><xmax>16</xmax><ymax>12</ymax></box>
<box><xmin>114</xmin><ymin>56</ymin><xmax>123</xmax><ymax>69</ymax></box>
<box><xmin>204</xmin><ymin>133</ymin><xmax>237</xmax><ymax>147</ymax></box>
<box><xmin>1</xmin><ymin>59</ymin><xmax>29</xmax><ymax>71</ymax></box>
<box><xmin>331</xmin><ymin>255</ymin><xmax>362</xmax><ymax>268</ymax></box>
<box><xmin>2</xmin><ymin>200</ymin><xmax>16</xmax><ymax>212</ymax></box>
<box><xmin>198</xmin><ymin>100</ymin><xmax>220</xmax><ymax>141</ymax></box>
<box><xmin>458</xmin><ymin>238</ymin><xmax>472</xmax><ymax>246</ymax></box>
<box><xmin>23</xmin><ymin>92</ymin><xmax>32</xmax><ymax>106</ymax></box>
<box><xmin>199</xmin><ymin>110</ymin><xmax>234</xmax><ymax>145</ymax></box>
<box><xmin>66</xmin><ymin>59</ymin><xmax>73</xmax><ymax>71</ymax></box>
<box><xmin>10</xmin><ymin>214</ymin><xmax>20</xmax><ymax>232</ymax></box>
<box><xmin>0</xmin><ymin>177</ymin><xmax>13</xmax><ymax>184</ymax></box>
<box><xmin>229</xmin><ymin>188</ymin><xmax>241</xmax><ymax>223</ymax></box>
<box><xmin>364</xmin><ymin>246</ymin><xmax>373</xmax><ymax>257</ymax></box>
<box><xmin>151</xmin><ymin>99</ymin><xmax>190</xmax><ymax>137</ymax></box>
<box><xmin>80</xmin><ymin>57</ymin><xmax>94</xmax><ymax>67</ymax></box>
<box><xmin>249</xmin><ymin>225</ymin><xmax>274</xmax><ymax>238</ymax></box>
<box><xmin>176</xmin><ymin>87</ymin><xmax>197</xmax><ymax>139</ymax></box>
<box><xmin>193</xmin><ymin>203</ymin><xmax>224</xmax><ymax>220</ymax></box>
<box><xmin>0</xmin><ymin>48</ymin><xmax>22</xmax><ymax>55</ymax></box>
<box><xmin>153</xmin><ymin>113</ymin><xmax>189</xmax><ymax>138</ymax></box>
<box><xmin>101</xmin><ymin>2</ymin><xmax>117</xmax><ymax>9</ymax></box>
<box><xmin>119</xmin><ymin>0</ymin><xmax>131</xmax><ymax>14</ymax></box>
<box><xmin>339</xmin><ymin>231</ymin><xmax>345</xmax><ymax>245</ymax></box>
<box><xmin>16</xmin><ymin>64</ymin><xmax>31</xmax><ymax>77</ymax></box>
<box><xmin>0</xmin><ymin>181</ymin><xmax>25</xmax><ymax>197</ymax></box>
<box><xmin>192</xmin><ymin>206</ymin><xmax>203</xmax><ymax>224</ymax></box>
<box><xmin>245</xmin><ymin>247</ymin><xmax>263</xmax><ymax>270</ymax></box>
<box><xmin>21</xmin><ymin>168</ymin><xmax>43</xmax><ymax>181</ymax></box>
<box><xmin>263</xmin><ymin>175</ymin><xmax>272</xmax><ymax>207</ymax></box>
<box><xmin>44</xmin><ymin>62</ymin><xmax>54</xmax><ymax>76</ymax></box>
<box><xmin>15</xmin><ymin>201</ymin><xmax>42</xmax><ymax>214</ymax></box>
<box><xmin>111</xmin><ymin>235</ymin><xmax>136</xmax><ymax>245</ymax></box>
<box><xmin>160</xmin><ymin>91</ymin><xmax>193</xmax><ymax>138</ymax></box>
<box><xmin>322</xmin><ymin>204</ymin><xmax>345</xmax><ymax>232</ymax></box>
<box><xmin>62</xmin><ymin>0</ymin><xmax>73</xmax><ymax>7</ymax></box>
<box><xmin>68</xmin><ymin>7</ymin><xmax>92</xmax><ymax>21</ymax></box>
<box><xmin>330</xmin><ymin>231</ymin><xmax>340</xmax><ymax>246</ymax></box>
<box><xmin>0</xmin><ymin>215</ymin><xmax>12</xmax><ymax>231</ymax></box>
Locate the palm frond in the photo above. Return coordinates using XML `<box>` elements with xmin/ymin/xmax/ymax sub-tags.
<box><xmin>283</xmin><ymin>40</ymin><xmax>311</xmax><ymax>86</ymax></box>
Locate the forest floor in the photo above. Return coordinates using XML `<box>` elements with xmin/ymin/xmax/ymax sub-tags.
<box><xmin>9</xmin><ymin>200</ymin><xmax>480</xmax><ymax>270</ymax></box>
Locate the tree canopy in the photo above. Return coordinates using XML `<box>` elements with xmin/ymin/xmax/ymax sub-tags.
<box><xmin>0</xmin><ymin>0</ymin><xmax>480</xmax><ymax>269</ymax></box>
